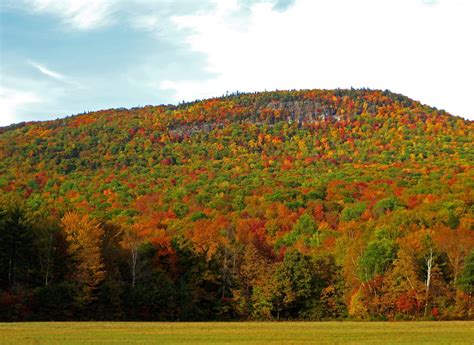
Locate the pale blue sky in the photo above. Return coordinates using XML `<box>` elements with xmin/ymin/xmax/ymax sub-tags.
<box><xmin>1</xmin><ymin>0</ymin><xmax>473</xmax><ymax>126</ymax></box>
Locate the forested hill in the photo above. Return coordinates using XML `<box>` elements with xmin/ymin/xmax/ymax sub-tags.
<box><xmin>0</xmin><ymin>89</ymin><xmax>473</xmax><ymax>321</ymax></box>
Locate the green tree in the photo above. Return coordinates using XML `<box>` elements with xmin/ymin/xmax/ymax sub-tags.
<box><xmin>458</xmin><ymin>251</ymin><xmax>474</xmax><ymax>295</ymax></box>
<box><xmin>271</xmin><ymin>251</ymin><xmax>316</xmax><ymax>319</ymax></box>
<box><xmin>358</xmin><ymin>238</ymin><xmax>397</xmax><ymax>283</ymax></box>
<box><xmin>279</xmin><ymin>213</ymin><xmax>318</xmax><ymax>247</ymax></box>
<box><xmin>0</xmin><ymin>203</ymin><xmax>38</xmax><ymax>289</ymax></box>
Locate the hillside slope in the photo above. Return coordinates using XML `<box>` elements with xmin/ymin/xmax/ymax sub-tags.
<box><xmin>0</xmin><ymin>89</ymin><xmax>473</xmax><ymax>321</ymax></box>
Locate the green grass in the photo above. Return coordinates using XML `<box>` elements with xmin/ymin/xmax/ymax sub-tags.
<box><xmin>0</xmin><ymin>321</ymin><xmax>472</xmax><ymax>344</ymax></box>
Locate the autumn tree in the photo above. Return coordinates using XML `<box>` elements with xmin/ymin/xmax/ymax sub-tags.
<box><xmin>61</xmin><ymin>212</ymin><xmax>105</xmax><ymax>306</ymax></box>
<box><xmin>381</xmin><ymin>235</ymin><xmax>425</xmax><ymax>319</ymax></box>
<box><xmin>433</xmin><ymin>226</ymin><xmax>474</xmax><ymax>285</ymax></box>
<box><xmin>234</xmin><ymin>244</ymin><xmax>275</xmax><ymax>319</ymax></box>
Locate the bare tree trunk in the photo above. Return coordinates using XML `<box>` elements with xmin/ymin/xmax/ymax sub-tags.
<box><xmin>131</xmin><ymin>246</ymin><xmax>138</xmax><ymax>289</ymax></box>
<box><xmin>8</xmin><ymin>256</ymin><xmax>12</xmax><ymax>288</ymax></box>
<box><xmin>468</xmin><ymin>293</ymin><xmax>472</xmax><ymax>319</ymax></box>
<box><xmin>232</xmin><ymin>248</ymin><xmax>236</xmax><ymax>277</ymax></box>
<box><xmin>44</xmin><ymin>231</ymin><xmax>53</xmax><ymax>287</ymax></box>
<box><xmin>222</xmin><ymin>246</ymin><xmax>228</xmax><ymax>299</ymax></box>
<box><xmin>424</xmin><ymin>247</ymin><xmax>433</xmax><ymax>317</ymax></box>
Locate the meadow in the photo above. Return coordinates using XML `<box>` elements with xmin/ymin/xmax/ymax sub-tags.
<box><xmin>0</xmin><ymin>321</ymin><xmax>472</xmax><ymax>344</ymax></box>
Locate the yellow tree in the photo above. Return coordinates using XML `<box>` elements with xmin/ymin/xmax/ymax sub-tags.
<box><xmin>61</xmin><ymin>212</ymin><xmax>105</xmax><ymax>305</ymax></box>
<box><xmin>238</xmin><ymin>244</ymin><xmax>275</xmax><ymax>320</ymax></box>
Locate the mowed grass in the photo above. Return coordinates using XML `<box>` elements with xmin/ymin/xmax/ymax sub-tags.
<box><xmin>0</xmin><ymin>321</ymin><xmax>472</xmax><ymax>344</ymax></box>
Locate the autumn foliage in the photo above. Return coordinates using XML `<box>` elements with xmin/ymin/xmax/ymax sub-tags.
<box><xmin>0</xmin><ymin>88</ymin><xmax>473</xmax><ymax>321</ymax></box>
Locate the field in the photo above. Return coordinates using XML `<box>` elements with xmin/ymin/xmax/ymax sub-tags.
<box><xmin>0</xmin><ymin>321</ymin><xmax>473</xmax><ymax>344</ymax></box>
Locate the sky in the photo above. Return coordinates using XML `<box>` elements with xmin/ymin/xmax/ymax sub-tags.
<box><xmin>0</xmin><ymin>0</ymin><xmax>473</xmax><ymax>127</ymax></box>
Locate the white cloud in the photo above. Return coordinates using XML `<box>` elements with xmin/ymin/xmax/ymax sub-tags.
<box><xmin>23</xmin><ymin>0</ymin><xmax>115</xmax><ymax>30</ymax></box>
<box><xmin>161</xmin><ymin>0</ymin><xmax>474</xmax><ymax>119</ymax></box>
<box><xmin>14</xmin><ymin>0</ymin><xmax>205</xmax><ymax>32</ymax></box>
<box><xmin>129</xmin><ymin>14</ymin><xmax>161</xmax><ymax>32</ymax></box>
<box><xmin>0</xmin><ymin>87</ymin><xmax>42</xmax><ymax>126</ymax></box>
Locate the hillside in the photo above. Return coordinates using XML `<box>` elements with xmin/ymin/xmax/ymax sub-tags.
<box><xmin>0</xmin><ymin>88</ymin><xmax>473</xmax><ymax>321</ymax></box>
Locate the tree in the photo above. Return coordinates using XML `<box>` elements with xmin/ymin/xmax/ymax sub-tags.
<box><xmin>358</xmin><ymin>238</ymin><xmax>396</xmax><ymax>282</ymax></box>
<box><xmin>61</xmin><ymin>212</ymin><xmax>105</xmax><ymax>306</ymax></box>
<box><xmin>271</xmin><ymin>251</ymin><xmax>317</xmax><ymax>319</ymax></box>
<box><xmin>295</xmin><ymin>213</ymin><xmax>320</xmax><ymax>246</ymax></box>
<box><xmin>0</xmin><ymin>203</ymin><xmax>38</xmax><ymax>289</ymax></box>
<box><xmin>278</xmin><ymin>213</ymin><xmax>318</xmax><ymax>247</ymax></box>
<box><xmin>421</xmin><ymin>235</ymin><xmax>435</xmax><ymax>317</ymax></box>
<box><xmin>236</xmin><ymin>244</ymin><xmax>275</xmax><ymax>320</ymax></box>
<box><xmin>433</xmin><ymin>227</ymin><xmax>473</xmax><ymax>285</ymax></box>
<box><xmin>373</xmin><ymin>197</ymin><xmax>401</xmax><ymax>217</ymax></box>
<box><xmin>33</xmin><ymin>212</ymin><xmax>66</xmax><ymax>288</ymax></box>
<box><xmin>341</xmin><ymin>202</ymin><xmax>366</xmax><ymax>222</ymax></box>
<box><xmin>458</xmin><ymin>251</ymin><xmax>474</xmax><ymax>295</ymax></box>
<box><xmin>358</xmin><ymin>238</ymin><xmax>396</xmax><ymax>295</ymax></box>
<box><xmin>121</xmin><ymin>224</ymin><xmax>144</xmax><ymax>289</ymax></box>
<box><xmin>382</xmin><ymin>235</ymin><xmax>425</xmax><ymax>318</ymax></box>
<box><xmin>457</xmin><ymin>250</ymin><xmax>474</xmax><ymax>318</ymax></box>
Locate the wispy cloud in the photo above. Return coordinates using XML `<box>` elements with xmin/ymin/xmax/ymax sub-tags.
<box><xmin>28</xmin><ymin>60</ymin><xmax>84</xmax><ymax>89</ymax></box>
<box><xmin>29</xmin><ymin>61</ymin><xmax>64</xmax><ymax>80</ymax></box>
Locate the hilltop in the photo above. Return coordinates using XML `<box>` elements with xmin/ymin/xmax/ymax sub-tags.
<box><xmin>0</xmin><ymin>89</ymin><xmax>473</xmax><ymax>321</ymax></box>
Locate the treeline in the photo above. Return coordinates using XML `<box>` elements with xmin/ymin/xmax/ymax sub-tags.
<box><xmin>0</xmin><ymin>200</ymin><xmax>346</xmax><ymax>321</ymax></box>
<box><xmin>1</xmin><ymin>198</ymin><xmax>472</xmax><ymax>321</ymax></box>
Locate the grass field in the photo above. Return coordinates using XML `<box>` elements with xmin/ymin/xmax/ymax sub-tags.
<box><xmin>0</xmin><ymin>321</ymin><xmax>472</xmax><ymax>344</ymax></box>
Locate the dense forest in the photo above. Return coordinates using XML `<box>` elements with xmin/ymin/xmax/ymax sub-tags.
<box><xmin>0</xmin><ymin>89</ymin><xmax>473</xmax><ymax>321</ymax></box>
